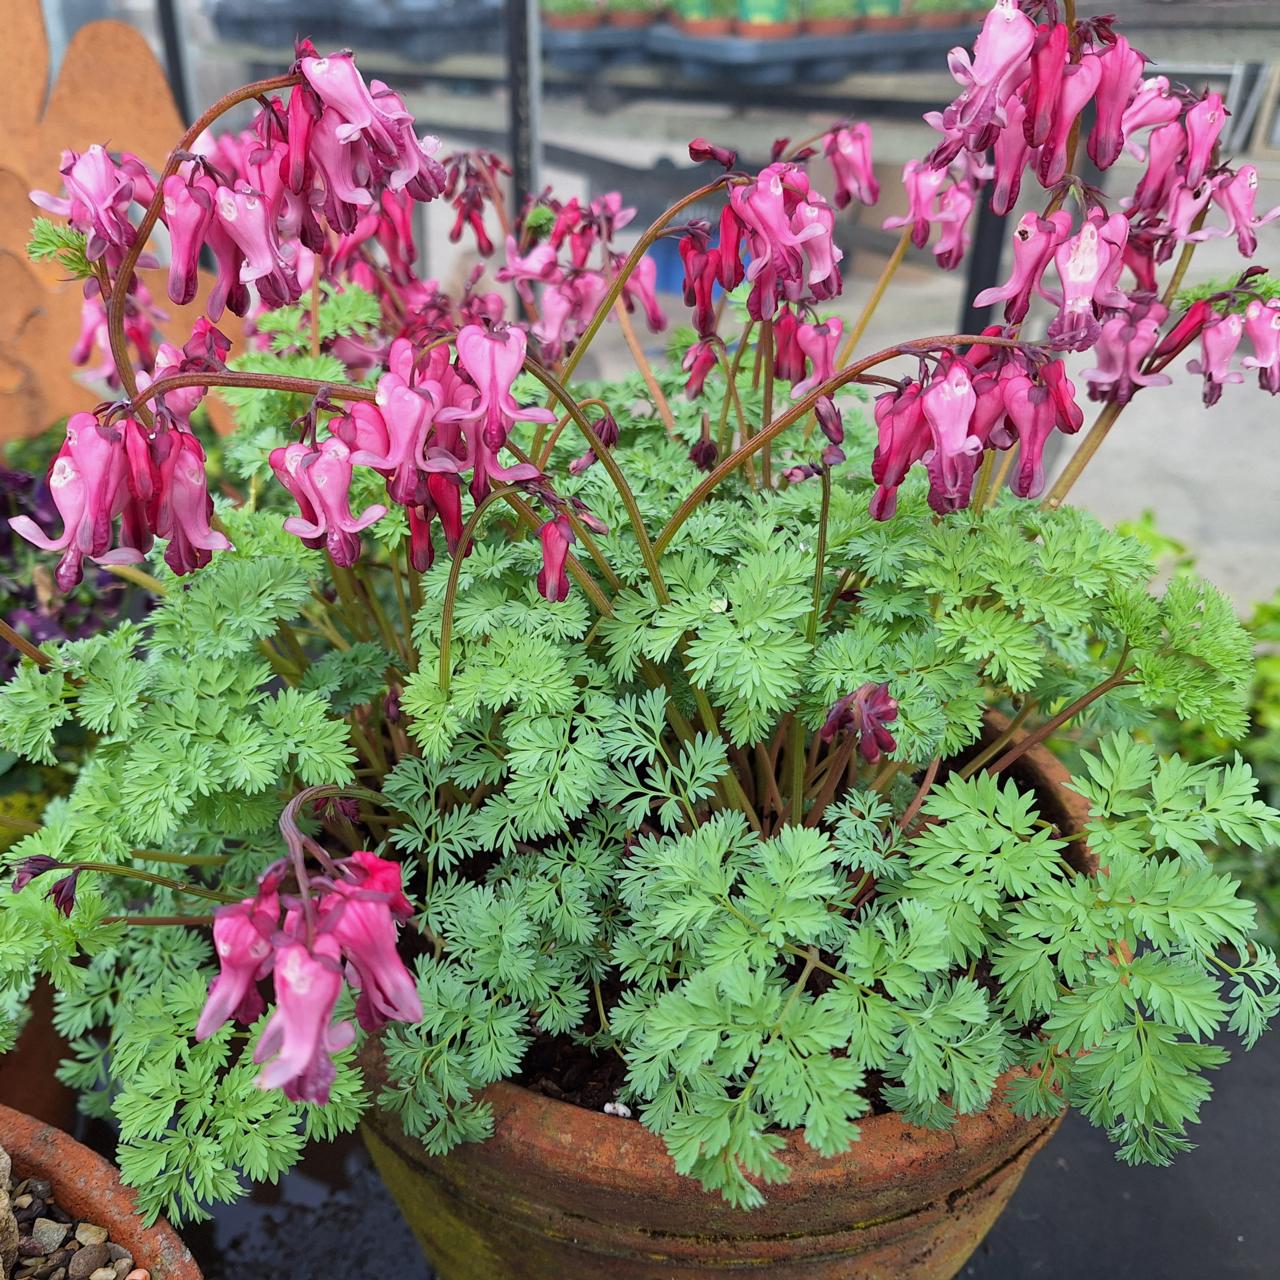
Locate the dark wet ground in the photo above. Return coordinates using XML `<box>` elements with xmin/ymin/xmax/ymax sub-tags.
<box><xmin>179</xmin><ymin>1028</ymin><xmax>1280</xmax><ymax>1279</ymax></box>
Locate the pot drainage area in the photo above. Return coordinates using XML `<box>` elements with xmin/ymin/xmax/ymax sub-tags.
<box><xmin>163</xmin><ymin>1027</ymin><xmax>1280</xmax><ymax>1279</ymax></box>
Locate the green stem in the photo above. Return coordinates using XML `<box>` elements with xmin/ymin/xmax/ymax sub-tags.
<box><xmin>438</xmin><ymin>486</ymin><xmax>521</xmax><ymax>694</ymax></box>
<box><xmin>65</xmin><ymin>862</ymin><xmax>238</xmax><ymax>903</ymax></box>
<box><xmin>524</xmin><ymin>361</ymin><xmax>670</xmax><ymax>604</ymax></box>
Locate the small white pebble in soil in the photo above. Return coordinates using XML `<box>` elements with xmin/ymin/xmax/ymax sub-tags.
<box><xmin>76</xmin><ymin>1224</ymin><xmax>109</xmax><ymax>1247</ymax></box>
<box><xmin>602</xmin><ymin>1101</ymin><xmax>632</xmax><ymax>1118</ymax></box>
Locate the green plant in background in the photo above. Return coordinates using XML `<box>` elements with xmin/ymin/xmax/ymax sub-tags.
<box><xmin>674</xmin><ymin>0</ymin><xmax>736</xmax><ymax>20</ymax></box>
<box><xmin>1092</xmin><ymin>513</ymin><xmax>1280</xmax><ymax>945</ymax></box>
<box><xmin>541</xmin><ymin>0</ymin><xmax>602</xmax><ymax>16</ymax></box>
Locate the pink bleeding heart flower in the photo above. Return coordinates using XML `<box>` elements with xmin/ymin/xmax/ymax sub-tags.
<box><xmin>920</xmin><ymin>359</ymin><xmax>981</xmax><ymax>513</ymax></box>
<box><xmin>1187</xmin><ymin>312</ymin><xmax>1245</xmax><ymax>406</ymax></box>
<box><xmin>31</xmin><ymin>145</ymin><xmax>138</xmax><ymax>264</ymax></box>
<box><xmin>870</xmin><ymin>381</ymin><xmax>930</xmax><ymax>521</ymax></box>
<box><xmin>152</xmin><ymin>430</ymin><xmax>234</xmax><ymax>576</ymax></box>
<box><xmin>214</xmin><ymin>184</ymin><xmax>301</xmax><ymax>309</ymax></box>
<box><xmin>623</xmin><ymin>256</ymin><xmax>667</xmax><ymax>333</ymax></box>
<box><xmin>932</xmin><ymin>178</ymin><xmax>976</xmax><ymax>272</ymax></box>
<box><xmin>727</xmin><ymin>162</ymin><xmax>843</xmax><ymax>320</ymax></box>
<box><xmin>537</xmin><ymin>514</ymin><xmax>575</xmax><ymax>603</ymax></box>
<box><xmin>1200</xmin><ymin>166</ymin><xmax>1280</xmax><ymax>257</ymax></box>
<box><xmin>825</xmin><ymin>124</ymin><xmax>880</xmax><ymax>208</ymax></box>
<box><xmin>280</xmin><ymin>438</ymin><xmax>387</xmax><ymax>566</ymax></box>
<box><xmin>1184</xmin><ymin>91</ymin><xmax>1227</xmax><ymax>188</ymax></box>
<box><xmin>973</xmin><ymin>210</ymin><xmax>1072</xmax><ymax>323</ymax></box>
<box><xmin>323</xmin><ymin>882</ymin><xmax>422</xmax><ymax>1033</ymax></box>
<box><xmin>498</xmin><ymin>236</ymin><xmax>562</xmax><ymax>309</ymax></box>
<box><xmin>1242</xmin><ymin>298</ymin><xmax>1280</xmax><ymax>394</ymax></box>
<box><xmin>791</xmin><ymin>319</ymin><xmax>843</xmax><ymax>399</ymax></box>
<box><xmin>160</xmin><ymin>171</ymin><xmax>216</xmax><ymax>306</ymax></box>
<box><xmin>254</xmin><ymin>936</ymin><xmax>355</xmax><ymax>1105</ymax></box>
<box><xmin>819</xmin><ymin>682</ymin><xmax>899</xmax><ymax>763</ymax></box>
<box><xmin>9</xmin><ymin>413</ymin><xmax>137</xmax><ymax>591</ymax></box>
<box><xmin>884</xmin><ymin>160</ymin><xmax>951</xmax><ymax>249</ymax></box>
<box><xmin>1022</xmin><ymin>21</ymin><xmax>1069</xmax><ymax>150</ymax></box>
<box><xmin>688</xmin><ymin>137</ymin><xmax>738</xmax><ymax>170</ymax></box>
<box><xmin>1046</xmin><ymin>214</ymin><xmax>1128</xmax><ymax>351</ymax></box>
<box><xmin>195</xmin><ymin>898</ymin><xmax>278</xmax><ymax>1040</ymax></box>
<box><xmin>1088</xmin><ymin>36</ymin><xmax>1146</xmax><ymax>171</ymax></box>
<box><xmin>682</xmin><ymin>339</ymin><xmax>719</xmax><ymax>399</ymax></box>
<box><xmin>1036</xmin><ymin>53</ymin><xmax>1102</xmax><ymax>189</ymax></box>
<box><xmin>438</xmin><ymin>325</ymin><xmax>553</xmax><ymax>501</ymax></box>
<box><xmin>1002</xmin><ymin>360</ymin><xmax>1083</xmax><ymax>499</ymax></box>
<box><xmin>942</xmin><ymin>0</ymin><xmax>1036</xmax><ymax>141</ymax></box>
<box><xmin>1152</xmin><ymin>297</ymin><xmax>1214</xmax><ymax>366</ymax></box>
<box><xmin>773</xmin><ymin>307</ymin><xmax>807</xmax><ymax>385</ymax></box>
<box><xmin>991</xmin><ymin>94</ymin><xmax>1031</xmax><ymax>216</ymax></box>
<box><xmin>1121</xmin><ymin>76</ymin><xmax>1182</xmax><ymax>158</ymax></box>
<box><xmin>1082</xmin><ymin>304</ymin><xmax>1172</xmax><ymax>404</ymax></box>
<box><xmin>678</xmin><ymin>225</ymin><xmax>721</xmax><ymax>340</ymax></box>
<box><xmin>1128</xmin><ymin>122</ymin><xmax>1187</xmax><ymax>216</ymax></box>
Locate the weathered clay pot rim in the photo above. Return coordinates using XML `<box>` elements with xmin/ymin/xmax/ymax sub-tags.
<box><xmin>0</xmin><ymin>1103</ymin><xmax>201</xmax><ymax>1280</ymax></box>
<box><xmin>365</xmin><ymin>714</ymin><xmax>1083</xmax><ymax>1205</ymax></box>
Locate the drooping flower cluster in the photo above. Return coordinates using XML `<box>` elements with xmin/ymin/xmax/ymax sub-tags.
<box><xmin>678</xmin><ymin>129</ymin><xmax>875</xmax><ymax>407</ymax></box>
<box><xmin>8</xmin><ymin>409</ymin><xmax>228</xmax><ymax>592</ymax></box>
<box><xmin>819</xmin><ymin>682</ymin><xmax>899</xmax><ymax>763</ymax></box>
<box><xmin>195</xmin><ymin>850</ymin><xmax>422</xmax><ymax>1104</ymax></box>
<box><xmin>870</xmin><ymin>336</ymin><xmax>1082</xmax><ymax>519</ymax></box>
<box><xmin>498</xmin><ymin>191</ymin><xmax>666</xmax><ymax>363</ymax></box>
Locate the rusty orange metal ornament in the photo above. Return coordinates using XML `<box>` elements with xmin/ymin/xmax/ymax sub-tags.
<box><xmin>0</xmin><ymin>0</ymin><xmax>239</xmax><ymax>446</ymax></box>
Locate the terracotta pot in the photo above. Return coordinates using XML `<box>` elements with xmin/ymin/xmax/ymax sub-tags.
<box><xmin>734</xmin><ymin>18</ymin><xmax>802</xmax><ymax>36</ymax></box>
<box><xmin>362</xmin><ymin>720</ymin><xmax>1084</xmax><ymax>1278</ymax></box>
<box><xmin>542</xmin><ymin>10</ymin><xmax>603</xmax><ymax>29</ymax></box>
<box><xmin>0</xmin><ymin>1103</ymin><xmax>201</xmax><ymax>1279</ymax></box>
<box><xmin>0</xmin><ymin>980</ymin><xmax>76</xmax><ymax>1130</ymax></box>
<box><xmin>805</xmin><ymin>16</ymin><xmax>859</xmax><ymax>33</ymax></box>
<box><xmin>608</xmin><ymin>8</ymin><xmax>654</xmax><ymax>24</ymax></box>
<box><xmin>913</xmin><ymin>10</ymin><xmax>958</xmax><ymax>27</ymax></box>
<box><xmin>675</xmin><ymin>15</ymin><xmax>735</xmax><ymax>33</ymax></box>
<box><xmin>862</xmin><ymin>14</ymin><xmax>911</xmax><ymax>30</ymax></box>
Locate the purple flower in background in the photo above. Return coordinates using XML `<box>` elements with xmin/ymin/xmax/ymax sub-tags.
<box><xmin>819</xmin><ymin>682</ymin><xmax>899</xmax><ymax>763</ymax></box>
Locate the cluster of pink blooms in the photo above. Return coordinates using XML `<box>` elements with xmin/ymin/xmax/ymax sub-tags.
<box><xmin>9</xmin><ymin>321</ymin><xmax>231</xmax><ymax>590</ymax></box>
<box><xmin>195</xmin><ymin>850</ymin><xmax>422</xmax><ymax>1104</ymax></box>
<box><xmin>499</xmin><ymin>191</ymin><xmax>666</xmax><ymax>362</ymax></box>
<box><xmin>870</xmin><ymin>335</ymin><xmax>1082</xmax><ymax>518</ymax></box>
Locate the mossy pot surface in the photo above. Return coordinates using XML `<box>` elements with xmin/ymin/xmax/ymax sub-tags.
<box><xmin>364</xmin><ymin>723</ymin><xmax>1085</xmax><ymax>1278</ymax></box>
<box><xmin>0</xmin><ymin>1103</ymin><xmax>202</xmax><ymax>1279</ymax></box>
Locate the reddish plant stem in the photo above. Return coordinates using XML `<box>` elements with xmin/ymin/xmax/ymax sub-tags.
<box><xmin>654</xmin><ymin>333</ymin><xmax>1031</xmax><ymax>555</ymax></box>
<box><xmin>897</xmin><ymin>755</ymin><xmax>941</xmax><ymax>834</ymax></box>
<box><xmin>105</xmin><ymin>72</ymin><xmax>303</xmax><ymax>407</ymax></box>
<box><xmin>123</xmin><ymin>369</ymin><xmax>376</xmax><ymax>416</ymax></box>
<box><xmin>0</xmin><ymin>619</ymin><xmax>54</xmax><ymax>669</ymax></box>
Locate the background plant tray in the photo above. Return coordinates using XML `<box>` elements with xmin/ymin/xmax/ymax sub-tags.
<box><xmin>645</xmin><ymin>21</ymin><xmax>978</xmax><ymax>85</ymax></box>
<box><xmin>542</xmin><ymin>24</ymin><xmax>655</xmax><ymax>74</ymax></box>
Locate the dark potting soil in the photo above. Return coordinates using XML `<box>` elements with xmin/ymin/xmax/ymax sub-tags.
<box><xmin>176</xmin><ymin>1023</ymin><xmax>1280</xmax><ymax>1278</ymax></box>
<box><xmin>5</xmin><ymin>1167</ymin><xmax>140</xmax><ymax>1280</ymax></box>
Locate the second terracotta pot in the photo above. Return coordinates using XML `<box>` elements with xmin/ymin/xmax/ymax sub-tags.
<box><xmin>0</xmin><ymin>1103</ymin><xmax>201</xmax><ymax>1280</ymax></box>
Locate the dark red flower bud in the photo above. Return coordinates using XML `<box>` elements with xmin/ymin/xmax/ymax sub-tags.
<box><xmin>688</xmin><ymin>138</ymin><xmax>738</xmax><ymax>170</ymax></box>
<box><xmin>12</xmin><ymin>856</ymin><xmax>61</xmax><ymax>893</ymax></box>
<box><xmin>48</xmin><ymin>870</ymin><xmax>81</xmax><ymax>917</ymax></box>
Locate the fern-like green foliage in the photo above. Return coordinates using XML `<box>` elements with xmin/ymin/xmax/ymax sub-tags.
<box><xmin>1</xmin><ymin>339</ymin><xmax>1276</xmax><ymax>1222</ymax></box>
<box><xmin>27</xmin><ymin>216</ymin><xmax>93</xmax><ymax>279</ymax></box>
